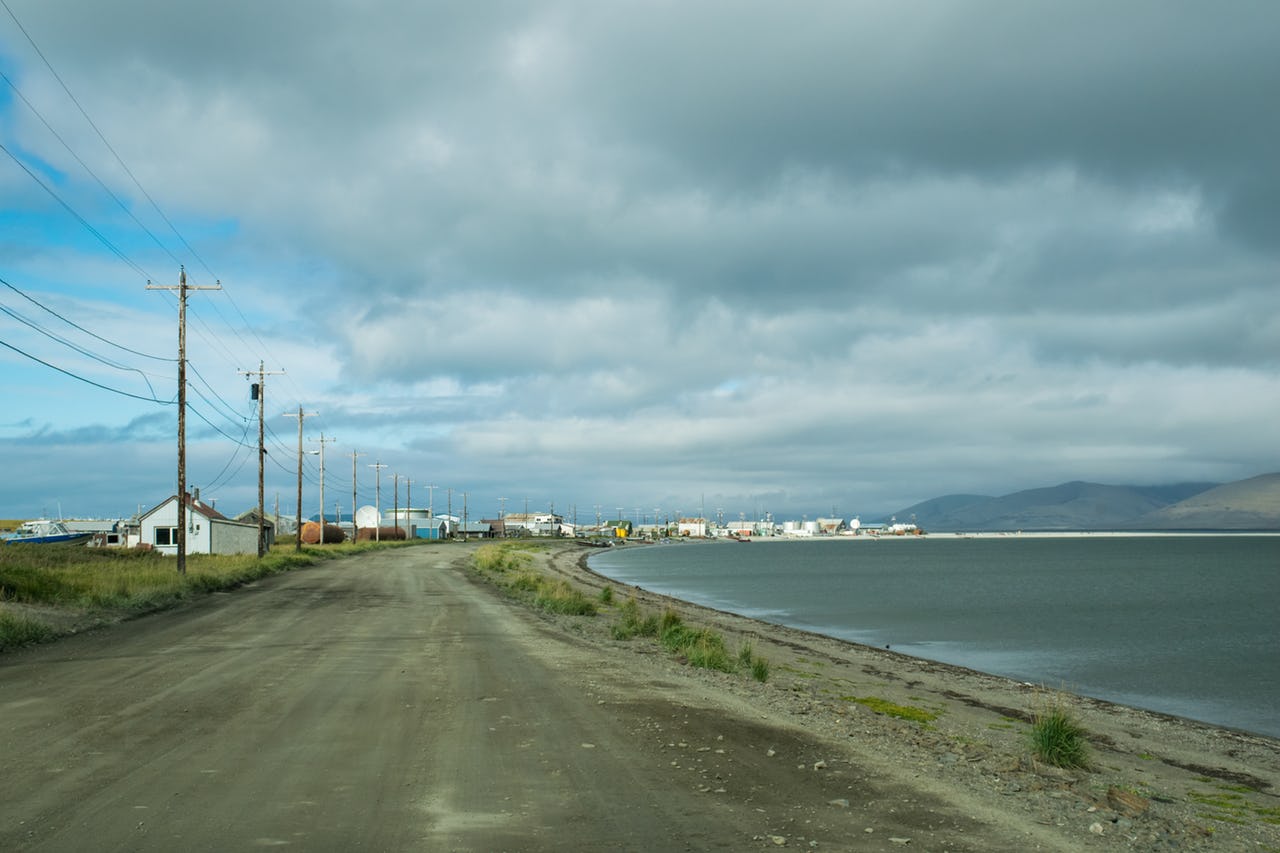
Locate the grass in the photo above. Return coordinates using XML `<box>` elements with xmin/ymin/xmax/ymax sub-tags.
<box><xmin>470</xmin><ymin>543</ymin><xmax>597</xmax><ymax>616</ymax></box>
<box><xmin>1188</xmin><ymin>787</ymin><xmax>1280</xmax><ymax>827</ymax></box>
<box><xmin>0</xmin><ymin>538</ymin><xmax>424</xmax><ymax>651</ymax></box>
<box><xmin>842</xmin><ymin>695</ymin><xmax>940</xmax><ymax>724</ymax></box>
<box><xmin>611</xmin><ymin>596</ymin><xmax>660</xmax><ymax>640</ymax></box>
<box><xmin>625</xmin><ymin>602</ymin><xmax>768</xmax><ymax>680</ymax></box>
<box><xmin>659</xmin><ymin>608</ymin><xmax>734</xmax><ymax>672</ymax></box>
<box><xmin>470</xmin><ymin>544</ymin><xmax>770</xmax><ymax>681</ymax></box>
<box><xmin>0</xmin><ymin>609</ymin><xmax>58</xmax><ymax>649</ymax></box>
<box><xmin>1028</xmin><ymin>695</ymin><xmax>1089</xmax><ymax>769</ymax></box>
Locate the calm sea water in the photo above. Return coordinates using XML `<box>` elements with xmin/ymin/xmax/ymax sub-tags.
<box><xmin>588</xmin><ymin>536</ymin><xmax>1280</xmax><ymax>739</ymax></box>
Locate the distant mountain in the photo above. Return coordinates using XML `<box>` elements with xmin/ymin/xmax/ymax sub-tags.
<box><xmin>886</xmin><ymin>493</ymin><xmax>992</xmax><ymax>525</ymax></box>
<box><xmin>1129</xmin><ymin>473</ymin><xmax>1280</xmax><ymax>530</ymax></box>
<box><xmin>887</xmin><ymin>479</ymin><xmax>1233</xmax><ymax>531</ymax></box>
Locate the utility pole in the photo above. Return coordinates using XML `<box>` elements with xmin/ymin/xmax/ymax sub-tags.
<box><xmin>406</xmin><ymin>479</ymin><xmax>414</xmax><ymax>538</ymax></box>
<box><xmin>238</xmin><ymin>361</ymin><xmax>284</xmax><ymax>557</ymax></box>
<box><xmin>282</xmin><ymin>406</ymin><xmax>316</xmax><ymax>551</ymax></box>
<box><xmin>426</xmin><ymin>483</ymin><xmax>437</xmax><ymax>518</ymax></box>
<box><xmin>147</xmin><ymin>267</ymin><xmax>220</xmax><ymax>575</ymax></box>
<box><xmin>498</xmin><ymin>496</ymin><xmax>507</xmax><ymax>519</ymax></box>
<box><xmin>462</xmin><ymin>492</ymin><xmax>469</xmax><ymax>541</ymax></box>
<box><xmin>350</xmin><ymin>450</ymin><xmax>365</xmax><ymax>534</ymax></box>
<box><xmin>310</xmin><ymin>433</ymin><xmax>336</xmax><ymax>542</ymax></box>
<box><xmin>393</xmin><ymin>472</ymin><xmax>400</xmax><ymax>536</ymax></box>
<box><xmin>369</xmin><ymin>461</ymin><xmax>388</xmax><ymax>541</ymax></box>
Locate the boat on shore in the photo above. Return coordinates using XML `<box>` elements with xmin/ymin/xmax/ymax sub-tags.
<box><xmin>3</xmin><ymin>519</ymin><xmax>94</xmax><ymax>546</ymax></box>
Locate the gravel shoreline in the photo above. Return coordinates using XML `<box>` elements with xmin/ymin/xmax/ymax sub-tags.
<box><xmin>533</xmin><ymin>540</ymin><xmax>1280</xmax><ymax>850</ymax></box>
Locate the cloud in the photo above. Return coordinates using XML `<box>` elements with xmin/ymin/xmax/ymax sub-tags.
<box><xmin>1</xmin><ymin>2</ymin><xmax>1277</xmax><ymax>520</ymax></box>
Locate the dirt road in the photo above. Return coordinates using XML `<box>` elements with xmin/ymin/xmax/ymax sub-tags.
<box><xmin>0</xmin><ymin>544</ymin><xmax>1164</xmax><ymax>851</ymax></box>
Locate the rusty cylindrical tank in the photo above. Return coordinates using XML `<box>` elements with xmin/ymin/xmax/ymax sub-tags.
<box><xmin>300</xmin><ymin>522</ymin><xmax>347</xmax><ymax>544</ymax></box>
<box><xmin>355</xmin><ymin>526</ymin><xmax>407</xmax><ymax>542</ymax></box>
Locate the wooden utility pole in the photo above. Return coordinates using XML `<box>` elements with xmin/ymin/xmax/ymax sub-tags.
<box><xmin>147</xmin><ymin>267</ymin><xmax>219</xmax><ymax>575</ymax></box>
<box><xmin>282</xmin><ymin>407</ymin><xmax>316</xmax><ymax>551</ymax></box>
<box><xmin>309</xmin><ymin>433</ymin><xmax>336</xmax><ymax>543</ymax></box>
<box><xmin>369</xmin><ymin>461</ymin><xmax>388</xmax><ymax>541</ymax></box>
<box><xmin>350</xmin><ymin>450</ymin><xmax>364</xmax><ymax>536</ymax></box>
<box><xmin>239</xmin><ymin>361</ymin><xmax>284</xmax><ymax>557</ymax></box>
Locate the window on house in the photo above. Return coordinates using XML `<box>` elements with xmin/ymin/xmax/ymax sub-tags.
<box><xmin>154</xmin><ymin>527</ymin><xmax>178</xmax><ymax>546</ymax></box>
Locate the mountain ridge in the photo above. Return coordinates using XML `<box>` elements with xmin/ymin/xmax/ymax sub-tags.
<box><xmin>884</xmin><ymin>473</ymin><xmax>1280</xmax><ymax>531</ymax></box>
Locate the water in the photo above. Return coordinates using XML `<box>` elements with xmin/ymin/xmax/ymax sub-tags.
<box><xmin>588</xmin><ymin>535</ymin><xmax>1280</xmax><ymax>738</ymax></box>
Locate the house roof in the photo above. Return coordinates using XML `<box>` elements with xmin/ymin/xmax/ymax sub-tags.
<box><xmin>140</xmin><ymin>494</ymin><xmax>230</xmax><ymax>523</ymax></box>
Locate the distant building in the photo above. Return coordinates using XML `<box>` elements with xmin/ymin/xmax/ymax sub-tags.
<box><xmin>502</xmin><ymin>512</ymin><xmax>564</xmax><ymax>536</ymax></box>
<box><xmin>413</xmin><ymin>517</ymin><xmax>449</xmax><ymax>540</ymax></box>
<box><xmin>604</xmin><ymin>520</ymin><xmax>632</xmax><ymax>539</ymax></box>
<box><xmin>677</xmin><ymin>517</ymin><xmax>708</xmax><ymax>537</ymax></box>
<box><xmin>458</xmin><ymin>521</ymin><xmax>496</xmax><ymax>538</ymax></box>
<box><xmin>233</xmin><ymin>509</ymin><xmax>277</xmax><ymax>548</ymax></box>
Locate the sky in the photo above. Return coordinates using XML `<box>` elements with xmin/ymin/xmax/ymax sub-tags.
<box><xmin>1</xmin><ymin>1</ymin><xmax>1278</xmax><ymax>526</ymax></box>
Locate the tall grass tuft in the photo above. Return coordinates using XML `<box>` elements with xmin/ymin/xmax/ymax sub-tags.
<box><xmin>0</xmin><ymin>609</ymin><xmax>58</xmax><ymax>650</ymax></box>
<box><xmin>751</xmin><ymin>656</ymin><xmax>770</xmax><ymax>682</ymax></box>
<box><xmin>611</xmin><ymin>597</ymin><xmax>660</xmax><ymax>640</ymax></box>
<box><xmin>658</xmin><ymin>611</ymin><xmax>734</xmax><ymax>672</ymax></box>
<box><xmin>534</xmin><ymin>579</ymin><xmax>598</xmax><ymax>615</ymax></box>
<box><xmin>1029</xmin><ymin>694</ymin><xmax>1089</xmax><ymax>769</ymax></box>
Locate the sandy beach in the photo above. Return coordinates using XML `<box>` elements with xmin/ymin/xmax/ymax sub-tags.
<box><xmin>531</xmin><ymin>540</ymin><xmax>1280</xmax><ymax>850</ymax></box>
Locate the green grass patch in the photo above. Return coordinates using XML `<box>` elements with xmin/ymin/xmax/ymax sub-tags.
<box><xmin>469</xmin><ymin>544</ymin><xmax>596</xmax><ymax>616</ymax></box>
<box><xmin>472</xmin><ymin>543</ymin><xmax>535</xmax><ymax>574</ymax></box>
<box><xmin>1028</xmin><ymin>697</ymin><xmax>1089</xmax><ymax>769</ymax></box>
<box><xmin>659</xmin><ymin>611</ymin><xmax>733</xmax><ymax>672</ymax></box>
<box><xmin>611</xmin><ymin>596</ymin><xmax>660</xmax><ymax>640</ymax></box>
<box><xmin>842</xmin><ymin>695</ymin><xmax>940</xmax><ymax>724</ymax></box>
<box><xmin>0</xmin><ymin>608</ymin><xmax>59</xmax><ymax>650</ymax></box>
<box><xmin>751</xmin><ymin>656</ymin><xmax>770</xmax><ymax>682</ymax></box>
<box><xmin>1188</xmin><ymin>789</ymin><xmax>1280</xmax><ymax>827</ymax></box>
<box><xmin>612</xmin><ymin>601</ymin><xmax>768</xmax><ymax>679</ymax></box>
<box><xmin>0</xmin><ymin>539</ymin><xmax>425</xmax><ymax>650</ymax></box>
<box><xmin>534</xmin><ymin>579</ymin><xmax>598</xmax><ymax>615</ymax></box>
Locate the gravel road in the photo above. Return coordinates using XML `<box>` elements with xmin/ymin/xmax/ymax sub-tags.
<box><xmin>2</xmin><ymin>542</ymin><xmax>1273</xmax><ymax>851</ymax></box>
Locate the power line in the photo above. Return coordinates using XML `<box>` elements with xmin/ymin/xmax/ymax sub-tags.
<box><xmin>0</xmin><ymin>300</ymin><xmax>167</xmax><ymax>400</ymax></box>
<box><xmin>0</xmin><ymin>276</ymin><xmax>172</xmax><ymax>362</ymax></box>
<box><xmin>0</xmin><ymin>139</ymin><xmax>153</xmax><ymax>280</ymax></box>
<box><xmin>0</xmin><ymin>335</ymin><xmax>174</xmax><ymax>403</ymax></box>
<box><xmin>0</xmin><ymin>0</ymin><xmax>217</xmax><ymax>281</ymax></box>
<box><xmin>0</xmin><ymin>67</ymin><xmax>188</xmax><ymax>272</ymax></box>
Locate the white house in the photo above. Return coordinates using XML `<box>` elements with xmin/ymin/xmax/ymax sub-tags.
<box><xmin>502</xmin><ymin>512</ymin><xmax>563</xmax><ymax>536</ymax></box>
<box><xmin>139</xmin><ymin>494</ymin><xmax>264</xmax><ymax>556</ymax></box>
<box><xmin>677</xmin><ymin>517</ymin><xmax>708</xmax><ymax>537</ymax></box>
